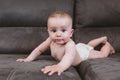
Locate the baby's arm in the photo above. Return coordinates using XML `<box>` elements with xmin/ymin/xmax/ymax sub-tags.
<box><xmin>16</xmin><ymin>37</ymin><xmax>51</xmax><ymax>62</ymax></box>
<box><xmin>58</xmin><ymin>41</ymin><xmax>76</xmax><ymax>71</ymax></box>
<box><xmin>41</xmin><ymin>40</ymin><xmax>76</xmax><ymax>75</ymax></box>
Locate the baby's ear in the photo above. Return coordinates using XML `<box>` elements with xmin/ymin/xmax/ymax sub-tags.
<box><xmin>70</xmin><ymin>29</ymin><xmax>74</xmax><ymax>37</ymax></box>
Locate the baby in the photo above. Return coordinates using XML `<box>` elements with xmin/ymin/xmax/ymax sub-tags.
<box><xmin>16</xmin><ymin>11</ymin><xmax>115</xmax><ymax>76</ymax></box>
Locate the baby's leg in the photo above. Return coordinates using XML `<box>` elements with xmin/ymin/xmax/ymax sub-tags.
<box><xmin>88</xmin><ymin>42</ymin><xmax>114</xmax><ymax>59</ymax></box>
<box><xmin>87</xmin><ymin>36</ymin><xmax>107</xmax><ymax>48</ymax></box>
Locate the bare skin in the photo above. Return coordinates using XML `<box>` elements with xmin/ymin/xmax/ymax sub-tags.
<box><xmin>16</xmin><ymin>11</ymin><xmax>115</xmax><ymax>76</ymax></box>
<box><xmin>88</xmin><ymin>36</ymin><xmax>115</xmax><ymax>59</ymax></box>
<box><xmin>41</xmin><ymin>38</ymin><xmax>81</xmax><ymax>76</ymax></box>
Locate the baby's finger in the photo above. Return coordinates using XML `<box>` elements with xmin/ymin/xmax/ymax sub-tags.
<box><xmin>58</xmin><ymin>71</ymin><xmax>62</xmax><ymax>76</ymax></box>
<box><xmin>41</xmin><ymin>68</ymin><xmax>45</xmax><ymax>72</ymax></box>
<box><xmin>41</xmin><ymin>66</ymin><xmax>51</xmax><ymax>71</ymax></box>
<box><xmin>41</xmin><ymin>68</ymin><xmax>51</xmax><ymax>74</ymax></box>
<box><xmin>44</xmin><ymin>70</ymin><xmax>50</xmax><ymax>74</ymax></box>
<box><xmin>16</xmin><ymin>59</ymin><xmax>24</xmax><ymax>62</ymax></box>
<box><xmin>48</xmin><ymin>70</ymin><xmax>56</xmax><ymax>76</ymax></box>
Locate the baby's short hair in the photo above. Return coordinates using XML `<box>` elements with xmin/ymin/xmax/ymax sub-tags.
<box><xmin>48</xmin><ymin>11</ymin><xmax>72</xmax><ymax>24</ymax></box>
<box><xmin>48</xmin><ymin>11</ymin><xmax>72</xmax><ymax>19</ymax></box>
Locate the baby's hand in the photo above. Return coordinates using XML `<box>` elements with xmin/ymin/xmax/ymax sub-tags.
<box><xmin>41</xmin><ymin>64</ymin><xmax>64</xmax><ymax>76</ymax></box>
<box><xmin>16</xmin><ymin>58</ymin><xmax>32</xmax><ymax>62</ymax></box>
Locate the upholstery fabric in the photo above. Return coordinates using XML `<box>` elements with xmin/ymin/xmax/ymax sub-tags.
<box><xmin>75</xmin><ymin>0</ymin><xmax>120</xmax><ymax>28</ymax></box>
<box><xmin>77</xmin><ymin>53</ymin><xmax>120</xmax><ymax>80</ymax></box>
<box><xmin>0</xmin><ymin>0</ymin><xmax>74</xmax><ymax>27</ymax></box>
<box><xmin>0</xmin><ymin>54</ymin><xmax>81</xmax><ymax>80</ymax></box>
<box><xmin>0</xmin><ymin>27</ymin><xmax>49</xmax><ymax>54</ymax></box>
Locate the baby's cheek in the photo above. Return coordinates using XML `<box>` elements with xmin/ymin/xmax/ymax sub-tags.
<box><xmin>64</xmin><ymin>36</ymin><xmax>71</xmax><ymax>40</ymax></box>
<box><xmin>49</xmin><ymin>35</ymin><xmax>54</xmax><ymax>39</ymax></box>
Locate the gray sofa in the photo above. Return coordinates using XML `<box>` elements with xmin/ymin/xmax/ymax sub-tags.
<box><xmin>0</xmin><ymin>0</ymin><xmax>120</xmax><ymax>80</ymax></box>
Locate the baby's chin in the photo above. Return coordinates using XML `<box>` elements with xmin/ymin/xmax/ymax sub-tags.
<box><xmin>55</xmin><ymin>40</ymin><xmax>66</xmax><ymax>45</ymax></box>
<box><xmin>55</xmin><ymin>42</ymin><xmax>65</xmax><ymax>45</ymax></box>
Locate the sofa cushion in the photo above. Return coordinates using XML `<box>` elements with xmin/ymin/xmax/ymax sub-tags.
<box><xmin>75</xmin><ymin>0</ymin><xmax>120</xmax><ymax>28</ymax></box>
<box><xmin>0</xmin><ymin>0</ymin><xmax>74</xmax><ymax>27</ymax></box>
<box><xmin>77</xmin><ymin>53</ymin><xmax>120</xmax><ymax>80</ymax></box>
<box><xmin>0</xmin><ymin>54</ymin><xmax>81</xmax><ymax>80</ymax></box>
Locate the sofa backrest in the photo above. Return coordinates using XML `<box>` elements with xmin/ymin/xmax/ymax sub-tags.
<box><xmin>74</xmin><ymin>0</ymin><xmax>120</xmax><ymax>53</ymax></box>
<box><xmin>0</xmin><ymin>0</ymin><xmax>120</xmax><ymax>54</ymax></box>
<box><xmin>75</xmin><ymin>0</ymin><xmax>120</xmax><ymax>28</ymax></box>
<box><xmin>0</xmin><ymin>0</ymin><xmax>74</xmax><ymax>27</ymax></box>
<box><xmin>0</xmin><ymin>0</ymin><xmax>74</xmax><ymax>54</ymax></box>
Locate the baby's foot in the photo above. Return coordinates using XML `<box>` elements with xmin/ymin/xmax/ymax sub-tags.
<box><xmin>100</xmin><ymin>36</ymin><xmax>108</xmax><ymax>44</ymax></box>
<box><xmin>109</xmin><ymin>43</ymin><xmax>115</xmax><ymax>54</ymax></box>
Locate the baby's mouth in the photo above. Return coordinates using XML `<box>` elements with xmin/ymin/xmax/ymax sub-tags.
<box><xmin>55</xmin><ymin>39</ymin><xmax>64</xmax><ymax>43</ymax></box>
<box><xmin>55</xmin><ymin>39</ymin><xmax>62</xmax><ymax>42</ymax></box>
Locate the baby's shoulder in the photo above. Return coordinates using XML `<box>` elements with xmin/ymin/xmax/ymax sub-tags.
<box><xmin>68</xmin><ymin>39</ymin><xmax>75</xmax><ymax>44</ymax></box>
<box><xmin>65</xmin><ymin>39</ymin><xmax>76</xmax><ymax>47</ymax></box>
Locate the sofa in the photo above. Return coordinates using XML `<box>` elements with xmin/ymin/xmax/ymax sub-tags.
<box><xmin>0</xmin><ymin>0</ymin><xmax>120</xmax><ymax>80</ymax></box>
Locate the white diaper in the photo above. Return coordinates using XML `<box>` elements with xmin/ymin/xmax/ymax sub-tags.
<box><xmin>76</xmin><ymin>43</ymin><xmax>93</xmax><ymax>61</ymax></box>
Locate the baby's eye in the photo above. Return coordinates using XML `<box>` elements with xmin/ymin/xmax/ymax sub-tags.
<box><xmin>51</xmin><ymin>29</ymin><xmax>56</xmax><ymax>33</ymax></box>
<box><xmin>62</xmin><ymin>29</ymin><xmax>66</xmax><ymax>32</ymax></box>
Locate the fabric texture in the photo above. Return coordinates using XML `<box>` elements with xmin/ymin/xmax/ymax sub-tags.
<box><xmin>77</xmin><ymin>53</ymin><xmax>120</xmax><ymax>80</ymax></box>
<box><xmin>0</xmin><ymin>0</ymin><xmax>74</xmax><ymax>27</ymax></box>
<box><xmin>0</xmin><ymin>54</ymin><xmax>81</xmax><ymax>80</ymax></box>
<box><xmin>75</xmin><ymin>0</ymin><xmax>120</xmax><ymax>28</ymax></box>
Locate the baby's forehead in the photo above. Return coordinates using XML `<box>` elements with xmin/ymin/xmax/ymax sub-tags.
<box><xmin>47</xmin><ymin>16</ymin><xmax>72</xmax><ymax>29</ymax></box>
<box><xmin>49</xmin><ymin>14</ymin><xmax>72</xmax><ymax>20</ymax></box>
<box><xmin>49</xmin><ymin>17</ymin><xmax>71</xmax><ymax>22</ymax></box>
<box><xmin>48</xmin><ymin>17</ymin><xmax>72</xmax><ymax>26</ymax></box>
<box><xmin>49</xmin><ymin>25</ymin><xmax>69</xmax><ymax>29</ymax></box>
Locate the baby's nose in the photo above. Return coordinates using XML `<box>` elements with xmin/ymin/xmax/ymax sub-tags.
<box><xmin>56</xmin><ymin>31</ymin><xmax>62</xmax><ymax>37</ymax></box>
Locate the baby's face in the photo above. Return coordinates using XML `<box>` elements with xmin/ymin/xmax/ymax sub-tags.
<box><xmin>47</xmin><ymin>17</ymin><xmax>73</xmax><ymax>45</ymax></box>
